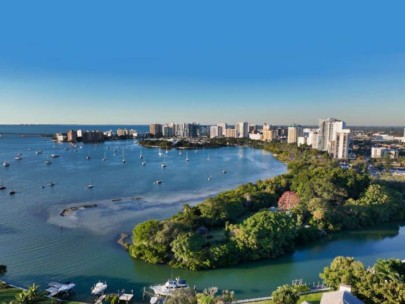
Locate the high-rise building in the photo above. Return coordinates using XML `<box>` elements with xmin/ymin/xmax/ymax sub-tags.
<box><xmin>307</xmin><ymin>129</ymin><xmax>320</xmax><ymax>149</ymax></box>
<box><xmin>318</xmin><ymin>118</ymin><xmax>345</xmax><ymax>152</ymax></box>
<box><xmin>209</xmin><ymin>125</ymin><xmax>223</xmax><ymax>138</ymax></box>
<box><xmin>236</xmin><ymin>122</ymin><xmax>249</xmax><ymax>138</ymax></box>
<box><xmin>149</xmin><ymin>124</ymin><xmax>162</xmax><ymax>137</ymax></box>
<box><xmin>225</xmin><ymin>128</ymin><xmax>236</xmax><ymax>138</ymax></box>
<box><xmin>332</xmin><ymin>129</ymin><xmax>350</xmax><ymax>159</ymax></box>
<box><xmin>162</xmin><ymin>125</ymin><xmax>174</xmax><ymax>137</ymax></box>
<box><xmin>287</xmin><ymin>124</ymin><xmax>303</xmax><ymax>144</ymax></box>
<box><xmin>217</xmin><ymin>123</ymin><xmax>227</xmax><ymax>137</ymax></box>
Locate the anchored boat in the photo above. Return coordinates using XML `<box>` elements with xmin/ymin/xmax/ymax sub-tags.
<box><xmin>150</xmin><ymin>277</ymin><xmax>189</xmax><ymax>296</ymax></box>
<box><xmin>91</xmin><ymin>281</ymin><xmax>107</xmax><ymax>295</ymax></box>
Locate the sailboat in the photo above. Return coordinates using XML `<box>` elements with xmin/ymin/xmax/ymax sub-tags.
<box><xmin>139</xmin><ymin>149</ymin><xmax>144</xmax><ymax>159</ymax></box>
<box><xmin>122</xmin><ymin>148</ymin><xmax>126</xmax><ymax>164</ymax></box>
<box><xmin>0</xmin><ymin>177</ymin><xmax>6</xmax><ymax>190</ymax></box>
<box><xmin>185</xmin><ymin>152</ymin><xmax>189</xmax><ymax>162</ymax></box>
<box><xmin>87</xmin><ymin>180</ymin><xmax>94</xmax><ymax>189</ymax></box>
<box><xmin>102</xmin><ymin>152</ymin><xmax>107</xmax><ymax>161</ymax></box>
<box><xmin>158</xmin><ymin>148</ymin><xmax>162</xmax><ymax>156</ymax></box>
<box><xmin>3</xmin><ymin>161</ymin><xmax>10</xmax><ymax>167</ymax></box>
<box><xmin>161</xmin><ymin>155</ymin><xmax>167</xmax><ymax>168</ymax></box>
<box><xmin>44</xmin><ymin>159</ymin><xmax>52</xmax><ymax>165</ymax></box>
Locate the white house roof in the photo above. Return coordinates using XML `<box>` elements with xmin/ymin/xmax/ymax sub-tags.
<box><xmin>320</xmin><ymin>290</ymin><xmax>364</xmax><ymax>304</ymax></box>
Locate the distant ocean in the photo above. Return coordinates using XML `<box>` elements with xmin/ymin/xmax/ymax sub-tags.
<box><xmin>0</xmin><ymin>124</ymin><xmax>149</xmax><ymax>135</ymax></box>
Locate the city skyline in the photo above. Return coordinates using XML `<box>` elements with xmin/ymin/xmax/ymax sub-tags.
<box><xmin>1</xmin><ymin>1</ymin><xmax>405</xmax><ymax>125</ymax></box>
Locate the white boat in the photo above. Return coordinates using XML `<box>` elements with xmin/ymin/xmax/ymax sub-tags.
<box><xmin>46</xmin><ymin>282</ymin><xmax>75</xmax><ymax>297</ymax></box>
<box><xmin>154</xmin><ymin>180</ymin><xmax>162</xmax><ymax>184</ymax></box>
<box><xmin>158</xmin><ymin>148</ymin><xmax>162</xmax><ymax>156</ymax></box>
<box><xmin>36</xmin><ymin>150</ymin><xmax>43</xmax><ymax>155</ymax></box>
<box><xmin>50</xmin><ymin>154</ymin><xmax>60</xmax><ymax>158</ymax></box>
<box><xmin>150</xmin><ymin>278</ymin><xmax>189</xmax><ymax>296</ymax></box>
<box><xmin>186</xmin><ymin>152</ymin><xmax>189</xmax><ymax>162</ymax></box>
<box><xmin>150</xmin><ymin>296</ymin><xmax>165</xmax><ymax>304</ymax></box>
<box><xmin>161</xmin><ymin>156</ymin><xmax>167</xmax><ymax>168</ymax></box>
<box><xmin>142</xmin><ymin>161</ymin><xmax>146</xmax><ymax>166</ymax></box>
<box><xmin>3</xmin><ymin>161</ymin><xmax>10</xmax><ymax>167</ymax></box>
<box><xmin>122</xmin><ymin>148</ymin><xmax>126</xmax><ymax>164</ymax></box>
<box><xmin>14</xmin><ymin>155</ymin><xmax>22</xmax><ymax>160</ymax></box>
<box><xmin>44</xmin><ymin>160</ymin><xmax>52</xmax><ymax>165</ymax></box>
<box><xmin>87</xmin><ymin>180</ymin><xmax>94</xmax><ymax>189</ymax></box>
<box><xmin>91</xmin><ymin>281</ymin><xmax>107</xmax><ymax>295</ymax></box>
<box><xmin>102</xmin><ymin>152</ymin><xmax>107</xmax><ymax>161</ymax></box>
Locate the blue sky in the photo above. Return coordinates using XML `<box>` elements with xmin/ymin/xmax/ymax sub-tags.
<box><xmin>0</xmin><ymin>1</ymin><xmax>404</xmax><ymax>125</ymax></box>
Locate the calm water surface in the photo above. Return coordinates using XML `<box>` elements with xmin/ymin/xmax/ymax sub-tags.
<box><xmin>0</xmin><ymin>125</ymin><xmax>404</xmax><ymax>302</ymax></box>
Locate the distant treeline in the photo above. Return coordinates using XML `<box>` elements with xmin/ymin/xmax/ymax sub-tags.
<box><xmin>128</xmin><ymin>142</ymin><xmax>405</xmax><ymax>270</ymax></box>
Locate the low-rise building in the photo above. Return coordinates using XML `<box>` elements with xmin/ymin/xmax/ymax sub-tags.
<box><xmin>371</xmin><ymin>147</ymin><xmax>399</xmax><ymax>159</ymax></box>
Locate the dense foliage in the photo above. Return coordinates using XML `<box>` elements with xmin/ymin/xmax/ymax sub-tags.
<box><xmin>271</xmin><ymin>284</ymin><xmax>300</xmax><ymax>304</ymax></box>
<box><xmin>129</xmin><ymin>142</ymin><xmax>405</xmax><ymax>270</ymax></box>
<box><xmin>320</xmin><ymin>256</ymin><xmax>405</xmax><ymax>304</ymax></box>
<box><xmin>10</xmin><ymin>284</ymin><xmax>46</xmax><ymax>304</ymax></box>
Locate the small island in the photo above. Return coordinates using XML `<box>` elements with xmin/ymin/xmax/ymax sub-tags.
<box><xmin>60</xmin><ymin>204</ymin><xmax>98</xmax><ymax>217</ymax></box>
<box><xmin>128</xmin><ymin>142</ymin><xmax>405</xmax><ymax>270</ymax></box>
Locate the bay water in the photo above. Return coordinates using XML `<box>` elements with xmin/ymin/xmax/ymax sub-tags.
<box><xmin>0</xmin><ymin>125</ymin><xmax>404</xmax><ymax>302</ymax></box>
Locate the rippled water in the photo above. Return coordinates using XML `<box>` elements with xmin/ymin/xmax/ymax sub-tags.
<box><xmin>0</xmin><ymin>126</ymin><xmax>404</xmax><ymax>302</ymax></box>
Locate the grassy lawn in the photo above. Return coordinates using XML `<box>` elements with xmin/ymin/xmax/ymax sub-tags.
<box><xmin>0</xmin><ymin>287</ymin><xmax>83</xmax><ymax>304</ymax></box>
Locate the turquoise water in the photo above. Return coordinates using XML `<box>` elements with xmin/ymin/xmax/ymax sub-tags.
<box><xmin>0</xmin><ymin>125</ymin><xmax>404</xmax><ymax>302</ymax></box>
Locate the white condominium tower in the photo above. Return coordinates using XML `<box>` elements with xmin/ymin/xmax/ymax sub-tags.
<box><xmin>318</xmin><ymin>118</ymin><xmax>350</xmax><ymax>159</ymax></box>
<box><xmin>235</xmin><ymin>122</ymin><xmax>249</xmax><ymax>138</ymax></box>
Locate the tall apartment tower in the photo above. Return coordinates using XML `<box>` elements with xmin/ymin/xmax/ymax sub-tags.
<box><xmin>217</xmin><ymin>123</ymin><xmax>227</xmax><ymax>137</ymax></box>
<box><xmin>149</xmin><ymin>124</ymin><xmax>162</xmax><ymax>137</ymax></box>
<box><xmin>318</xmin><ymin>118</ymin><xmax>345</xmax><ymax>152</ymax></box>
<box><xmin>209</xmin><ymin>125</ymin><xmax>223</xmax><ymax>138</ymax></box>
<box><xmin>287</xmin><ymin>124</ymin><xmax>303</xmax><ymax>144</ymax></box>
<box><xmin>236</xmin><ymin>122</ymin><xmax>249</xmax><ymax>138</ymax></box>
<box><xmin>332</xmin><ymin>129</ymin><xmax>350</xmax><ymax>159</ymax></box>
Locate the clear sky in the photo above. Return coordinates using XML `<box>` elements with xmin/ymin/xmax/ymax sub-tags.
<box><xmin>0</xmin><ymin>1</ymin><xmax>404</xmax><ymax>125</ymax></box>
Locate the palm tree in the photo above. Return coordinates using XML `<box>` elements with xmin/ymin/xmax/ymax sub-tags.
<box><xmin>11</xmin><ymin>284</ymin><xmax>46</xmax><ymax>304</ymax></box>
<box><xmin>373</xmin><ymin>258</ymin><xmax>403</xmax><ymax>283</ymax></box>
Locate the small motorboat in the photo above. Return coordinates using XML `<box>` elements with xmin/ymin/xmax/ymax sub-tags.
<box><xmin>3</xmin><ymin>161</ymin><xmax>10</xmax><ymax>167</ymax></box>
<box><xmin>46</xmin><ymin>282</ymin><xmax>75</xmax><ymax>297</ymax></box>
<box><xmin>91</xmin><ymin>281</ymin><xmax>107</xmax><ymax>295</ymax></box>
<box><xmin>150</xmin><ymin>277</ymin><xmax>189</xmax><ymax>296</ymax></box>
<box><xmin>9</xmin><ymin>189</ymin><xmax>16</xmax><ymax>195</ymax></box>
